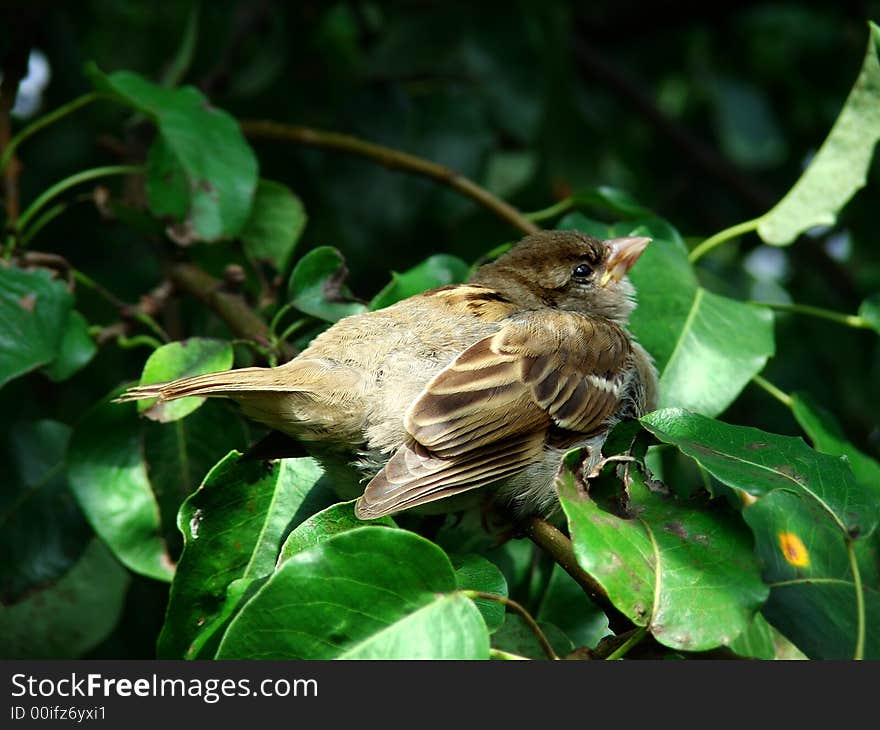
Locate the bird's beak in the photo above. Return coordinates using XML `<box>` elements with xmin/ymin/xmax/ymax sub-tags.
<box><xmin>599</xmin><ymin>236</ymin><xmax>651</xmax><ymax>287</ymax></box>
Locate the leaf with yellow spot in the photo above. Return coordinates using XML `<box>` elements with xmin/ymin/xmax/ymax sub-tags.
<box><xmin>778</xmin><ymin>532</ymin><xmax>810</xmax><ymax>567</ymax></box>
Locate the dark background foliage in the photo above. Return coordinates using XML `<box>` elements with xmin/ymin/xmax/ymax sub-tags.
<box><xmin>1</xmin><ymin>1</ymin><xmax>879</xmax><ymax>659</ymax></box>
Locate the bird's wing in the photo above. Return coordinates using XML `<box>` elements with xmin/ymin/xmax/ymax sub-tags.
<box><xmin>356</xmin><ymin>311</ymin><xmax>632</xmax><ymax>518</ymax></box>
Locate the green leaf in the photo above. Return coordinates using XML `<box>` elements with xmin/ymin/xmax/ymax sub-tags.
<box><xmin>641</xmin><ymin>408</ymin><xmax>880</xmax><ymax>538</ymax></box>
<box><xmin>241</xmin><ymin>179</ymin><xmax>307</xmax><ymax>273</ymax></box>
<box><xmin>143</xmin><ymin>400</ymin><xmax>250</xmax><ymax>557</ymax></box>
<box><xmin>277</xmin><ymin>500</ymin><xmax>394</xmax><ymax>564</ymax></box>
<box><xmin>451</xmin><ymin>553</ymin><xmax>508</xmax><ymax>632</ymax></box>
<box><xmin>727</xmin><ymin>613</ymin><xmax>778</xmax><ymax>659</ymax></box>
<box><xmin>535</xmin><ymin>564</ymin><xmax>610</xmax><ymax>649</ymax></box>
<box><xmin>791</xmin><ymin>393</ymin><xmax>880</xmax><ymax>496</ymax></box>
<box><xmin>0</xmin><ymin>540</ymin><xmax>129</xmax><ymax>659</ymax></box>
<box><xmin>42</xmin><ymin>310</ymin><xmax>97</xmax><ymax>382</ymax></box>
<box><xmin>858</xmin><ymin>294</ymin><xmax>880</xmax><ymax>334</ymax></box>
<box><xmin>215</xmin><ymin>527</ymin><xmax>490</xmax><ymax>659</ymax></box>
<box><xmin>559</xmin><ymin>466</ymin><xmax>767</xmax><ymax>651</ymax></box>
<box><xmin>561</xmin><ymin>214</ymin><xmax>775</xmax><ymax>416</ymax></box>
<box><xmin>0</xmin><ymin>266</ymin><xmax>72</xmax><ymax>390</ymax></box>
<box><xmin>286</xmin><ymin>246</ymin><xmax>367</xmax><ymax>322</ymax></box>
<box><xmin>158</xmin><ymin>452</ymin><xmax>332</xmax><ymax>659</ymax></box>
<box><xmin>369</xmin><ymin>254</ymin><xmax>470</xmax><ymax>310</ymax></box>
<box><xmin>87</xmin><ymin>64</ymin><xmax>258</xmax><ymax>241</ymax></box>
<box><xmin>756</xmin><ymin>23</ymin><xmax>880</xmax><ymax>244</ymax></box>
<box><xmin>0</xmin><ymin>420</ymin><xmax>91</xmax><ymax>602</ymax></box>
<box><xmin>743</xmin><ymin>490</ymin><xmax>880</xmax><ymax>658</ymax></box>
<box><xmin>137</xmin><ymin>337</ymin><xmax>233</xmax><ymax>422</ymax></box>
<box><xmin>68</xmin><ymin>394</ymin><xmax>174</xmax><ymax>582</ymax></box>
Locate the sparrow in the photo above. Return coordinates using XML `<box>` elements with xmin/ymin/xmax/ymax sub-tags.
<box><xmin>118</xmin><ymin>231</ymin><xmax>658</xmax><ymax>520</ymax></box>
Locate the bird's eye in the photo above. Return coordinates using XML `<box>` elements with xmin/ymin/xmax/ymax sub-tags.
<box><xmin>572</xmin><ymin>263</ymin><xmax>592</xmax><ymax>279</ymax></box>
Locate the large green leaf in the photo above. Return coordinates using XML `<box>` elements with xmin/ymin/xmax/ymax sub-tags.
<box><xmin>369</xmin><ymin>254</ymin><xmax>470</xmax><ymax>310</ymax></box>
<box><xmin>215</xmin><ymin>527</ymin><xmax>490</xmax><ymax>659</ymax></box>
<box><xmin>158</xmin><ymin>452</ymin><xmax>332</xmax><ymax>659</ymax></box>
<box><xmin>0</xmin><ymin>539</ymin><xmax>129</xmax><ymax>658</ymax></box>
<box><xmin>286</xmin><ymin>246</ymin><xmax>367</xmax><ymax>322</ymax></box>
<box><xmin>68</xmin><ymin>394</ymin><xmax>174</xmax><ymax>582</ymax></box>
<box><xmin>42</xmin><ymin>310</ymin><xmax>97</xmax><ymax>382</ymax></box>
<box><xmin>0</xmin><ymin>420</ymin><xmax>91</xmax><ymax>602</ymax></box>
<box><xmin>756</xmin><ymin>23</ymin><xmax>880</xmax><ymax>244</ymax></box>
<box><xmin>743</xmin><ymin>490</ymin><xmax>880</xmax><ymax>658</ymax></box>
<box><xmin>641</xmin><ymin>408</ymin><xmax>880</xmax><ymax>538</ymax></box>
<box><xmin>559</xmin><ymin>466</ymin><xmax>767</xmax><ymax>651</ymax></box>
<box><xmin>0</xmin><ymin>266</ymin><xmax>72</xmax><ymax>390</ymax></box>
<box><xmin>88</xmin><ymin>64</ymin><xmax>258</xmax><ymax>241</ymax></box>
<box><xmin>241</xmin><ymin>179</ymin><xmax>307</xmax><ymax>273</ymax></box>
<box><xmin>560</xmin><ymin>214</ymin><xmax>774</xmax><ymax>416</ymax></box>
<box><xmin>137</xmin><ymin>337</ymin><xmax>234</xmax><ymax>422</ymax></box>
<box><xmin>791</xmin><ymin>392</ymin><xmax>880</xmax><ymax>495</ymax></box>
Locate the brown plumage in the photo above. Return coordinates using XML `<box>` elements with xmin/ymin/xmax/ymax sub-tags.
<box><xmin>117</xmin><ymin>230</ymin><xmax>658</xmax><ymax>519</ymax></box>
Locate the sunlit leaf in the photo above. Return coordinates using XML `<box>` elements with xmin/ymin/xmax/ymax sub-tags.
<box><xmin>369</xmin><ymin>254</ymin><xmax>469</xmax><ymax>310</ymax></box>
<box><xmin>88</xmin><ymin>63</ymin><xmax>258</xmax><ymax>241</ymax></box>
<box><xmin>216</xmin><ymin>527</ymin><xmax>489</xmax><ymax>659</ymax></box>
<box><xmin>68</xmin><ymin>394</ymin><xmax>174</xmax><ymax>582</ymax></box>
<box><xmin>137</xmin><ymin>338</ymin><xmax>233</xmax><ymax>422</ymax></box>
<box><xmin>287</xmin><ymin>246</ymin><xmax>366</xmax><ymax>322</ymax></box>
<box><xmin>158</xmin><ymin>452</ymin><xmax>332</xmax><ymax>659</ymax></box>
<box><xmin>756</xmin><ymin>23</ymin><xmax>880</xmax><ymax>244</ymax></box>
<box><xmin>560</xmin><ymin>465</ymin><xmax>767</xmax><ymax>651</ymax></box>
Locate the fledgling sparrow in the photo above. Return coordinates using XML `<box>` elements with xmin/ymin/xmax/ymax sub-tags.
<box><xmin>118</xmin><ymin>231</ymin><xmax>658</xmax><ymax>520</ymax></box>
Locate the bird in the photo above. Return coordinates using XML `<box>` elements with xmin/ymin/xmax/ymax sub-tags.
<box><xmin>117</xmin><ymin>230</ymin><xmax>658</xmax><ymax>521</ymax></box>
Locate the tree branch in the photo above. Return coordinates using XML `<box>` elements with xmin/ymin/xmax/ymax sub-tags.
<box><xmin>240</xmin><ymin>120</ymin><xmax>540</xmax><ymax>237</ymax></box>
<box><xmin>167</xmin><ymin>262</ymin><xmax>296</xmax><ymax>361</ymax></box>
<box><xmin>523</xmin><ymin>517</ymin><xmax>633</xmax><ymax>634</ymax></box>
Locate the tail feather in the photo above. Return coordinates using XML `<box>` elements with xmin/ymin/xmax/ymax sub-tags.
<box><xmin>114</xmin><ymin>366</ymin><xmax>309</xmax><ymax>404</ymax></box>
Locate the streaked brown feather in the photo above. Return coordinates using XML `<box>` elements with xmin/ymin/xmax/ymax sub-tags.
<box><xmin>356</xmin><ymin>310</ymin><xmax>632</xmax><ymax>518</ymax></box>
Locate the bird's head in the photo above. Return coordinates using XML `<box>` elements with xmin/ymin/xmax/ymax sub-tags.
<box><xmin>470</xmin><ymin>230</ymin><xmax>651</xmax><ymax>324</ymax></box>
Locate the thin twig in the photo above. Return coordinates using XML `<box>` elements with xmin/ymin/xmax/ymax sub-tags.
<box><xmin>463</xmin><ymin>591</ymin><xmax>558</xmax><ymax>660</ymax></box>
<box><xmin>240</xmin><ymin>120</ymin><xmax>540</xmax><ymax>237</ymax></box>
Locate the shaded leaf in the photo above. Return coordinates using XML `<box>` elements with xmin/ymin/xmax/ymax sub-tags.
<box><xmin>0</xmin><ymin>266</ymin><xmax>72</xmax><ymax>390</ymax></box>
<box><xmin>42</xmin><ymin>310</ymin><xmax>97</xmax><ymax>382</ymax></box>
<box><xmin>277</xmin><ymin>500</ymin><xmax>394</xmax><ymax>564</ymax></box>
<box><xmin>535</xmin><ymin>564</ymin><xmax>610</xmax><ymax>649</ymax></box>
<box><xmin>490</xmin><ymin>614</ymin><xmax>573</xmax><ymax>659</ymax></box>
<box><xmin>756</xmin><ymin>23</ymin><xmax>880</xmax><ymax>244</ymax></box>
<box><xmin>0</xmin><ymin>540</ymin><xmax>129</xmax><ymax>659</ymax></box>
<box><xmin>216</xmin><ymin>527</ymin><xmax>489</xmax><ymax>659</ymax></box>
<box><xmin>791</xmin><ymin>392</ymin><xmax>880</xmax><ymax>495</ymax></box>
<box><xmin>570</xmin><ymin>186</ymin><xmax>652</xmax><ymax>218</ymax></box>
<box><xmin>743</xmin><ymin>489</ymin><xmax>880</xmax><ymax>658</ymax></box>
<box><xmin>0</xmin><ymin>420</ymin><xmax>90</xmax><ymax>602</ymax></box>
<box><xmin>68</xmin><ymin>394</ymin><xmax>174</xmax><ymax>582</ymax></box>
<box><xmin>242</xmin><ymin>179</ymin><xmax>307</xmax><ymax>273</ymax></box>
<box><xmin>88</xmin><ymin>64</ymin><xmax>258</xmax><ymax>241</ymax></box>
<box><xmin>138</xmin><ymin>338</ymin><xmax>233</xmax><ymax>422</ymax></box>
<box><xmin>287</xmin><ymin>246</ymin><xmax>366</xmax><ymax>322</ymax></box>
<box><xmin>369</xmin><ymin>254</ymin><xmax>469</xmax><ymax>310</ymax></box>
<box><xmin>561</xmin><ymin>214</ymin><xmax>774</xmax><ymax>416</ymax></box>
<box><xmin>858</xmin><ymin>293</ymin><xmax>880</xmax><ymax>334</ymax></box>
<box><xmin>559</xmin><ymin>465</ymin><xmax>767</xmax><ymax>651</ymax></box>
<box><xmin>158</xmin><ymin>453</ymin><xmax>332</xmax><ymax>659</ymax></box>
<box><xmin>451</xmin><ymin>553</ymin><xmax>508</xmax><ymax>632</ymax></box>
<box><xmin>727</xmin><ymin>613</ymin><xmax>778</xmax><ymax>659</ymax></box>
